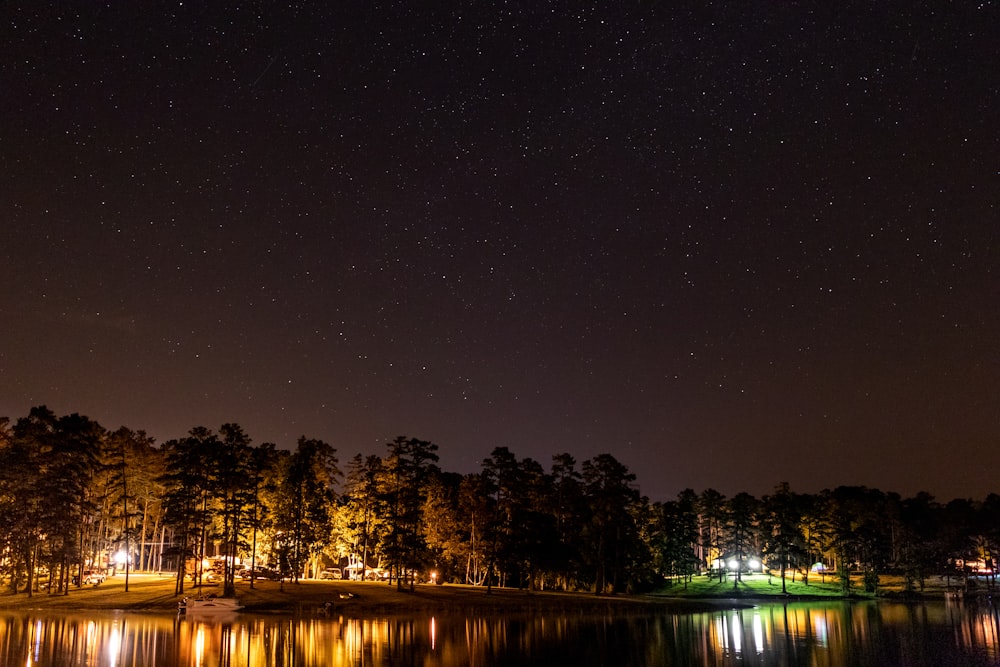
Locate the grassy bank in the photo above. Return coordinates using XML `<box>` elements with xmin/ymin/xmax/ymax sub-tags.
<box><xmin>1</xmin><ymin>571</ymin><xmax>976</xmax><ymax>616</ymax></box>
<box><xmin>0</xmin><ymin>573</ymin><xmax>723</xmax><ymax>615</ymax></box>
<box><xmin>655</xmin><ymin>572</ymin><xmax>844</xmax><ymax>599</ymax></box>
<box><xmin>653</xmin><ymin>571</ymin><xmax>978</xmax><ymax>600</ymax></box>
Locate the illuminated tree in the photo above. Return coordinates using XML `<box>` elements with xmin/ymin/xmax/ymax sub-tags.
<box><xmin>242</xmin><ymin>442</ymin><xmax>278</xmax><ymax>588</ymax></box>
<box><xmin>5</xmin><ymin>408</ymin><xmax>106</xmax><ymax>596</ymax></box>
<box><xmin>12</xmin><ymin>409</ymin><xmax>58</xmax><ymax>595</ymax></box>
<box><xmin>419</xmin><ymin>471</ymin><xmax>465</xmax><ymax>582</ymax></box>
<box><xmin>698</xmin><ymin>489</ymin><xmax>727</xmax><ymax>580</ymax></box>
<box><xmin>457</xmin><ymin>472</ymin><xmax>493</xmax><ymax>585</ymax></box>
<box><xmin>674</xmin><ymin>489</ymin><xmax>702</xmax><ymax>580</ymax></box>
<box><xmin>761</xmin><ymin>482</ymin><xmax>803</xmax><ymax>594</ymax></box>
<box><xmin>274</xmin><ymin>437</ymin><xmax>340</xmax><ymax>582</ymax></box>
<box><xmin>160</xmin><ymin>427</ymin><xmax>217</xmax><ymax>593</ymax></box>
<box><xmin>376</xmin><ymin>437</ymin><xmax>440</xmax><ymax>589</ymax></box>
<box><xmin>105</xmin><ymin>427</ymin><xmax>159</xmax><ymax>592</ymax></box>
<box><xmin>212</xmin><ymin>423</ymin><xmax>257</xmax><ymax>595</ymax></box>
<box><xmin>799</xmin><ymin>492</ymin><xmax>833</xmax><ymax>584</ymax></box>
<box><xmin>338</xmin><ymin>453</ymin><xmax>384</xmax><ymax>580</ymax></box>
<box><xmin>0</xmin><ymin>418</ymin><xmax>38</xmax><ymax>593</ymax></box>
<box><xmin>724</xmin><ymin>492</ymin><xmax>760</xmax><ymax>589</ymax></box>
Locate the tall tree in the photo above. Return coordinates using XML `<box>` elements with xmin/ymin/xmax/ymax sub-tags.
<box><xmin>378</xmin><ymin>436</ymin><xmax>438</xmax><ymax>590</ymax></box>
<box><xmin>480</xmin><ymin>446</ymin><xmax>521</xmax><ymax>592</ymax></box>
<box><xmin>457</xmin><ymin>472</ymin><xmax>493</xmax><ymax>585</ymax></box>
<box><xmin>656</xmin><ymin>489</ymin><xmax>701</xmax><ymax>588</ymax></box>
<box><xmin>10</xmin><ymin>408</ymin><xmax>105</xmax><ymax>596</ymax></box>
<box><xmin>515</xmin><ymin>458</ymin><xmax>562</xmax><ymax>591</ymax></box>
<box><xmin>549</xmin><ymin>453</ymin><xmax>587</xmax><ymax>590</ymax></box>
<box><xmin>698</xmin><ymin>489</ymin><xmax>727</xmax><ymax>581</ymax></box>
<box><xmin>419</xmin><ymin>471</ymin><xmax>465</xmax><ymax>583</ymax></box>
<box><xmin>243</xmin><ymin>442</ymin><xmax>278</xmax><ymax>588</ymax></box>
<box><xmin>160</xmin><ymin>427</ymin><xmax>217</xmax><ymax>594</ymax></box>
<box><xmin>725</xmin><ymin>492</ymin><xmax>761</xmax><ymax>590</ymax></box>
<box><xmin>106</xmin><ymin>427</ymin><xmax>158</xmax><ymax>591</ymax></box>
<box><xmin>0</xmin><ymin>410</ymin><xmax>47</xmax><ymax>594</ymax></box>
<box><xmin>761</xmin><ymin>482</ymin><xmax>803</xmax><ymax>594</ymax></box>
<box><xmin>339</xmin><ymin>453</ymin><xmax>383</xmax><ymax>581</ymax></box>
<box><xmin>581</xmin><ymin>453</ymin><xmax>641</xmax><ymax>594</ymax></box>
<box><xmin>275</xmin><ymin>436</ymin><xmax>339</xmax><ymax>582</ymax></box>
<box><xmin>479</xmin><ymin>454</ymin><xmax>559</xmax><ymax>591</ymax></box>
<box><xmin>896</xmin><ymin>491</ymin><xmax>941</xmax><ymax>592</ymax></box>
<box><xmin>827</xmin><ymin>486</ymin><xmax>891</xmax><ymax>594</ymax></box>
<box><xmin>213</xmin><ymin>423</ymin><xmax>256</xmax><ymax>595</ymax></box>
<box><xmin>799</xmin><ymin>492</ymin><xmax>833</xmax><ymax>584</ymax></box>
<box><xmin>941</xmin><ymin>498</ymin><xmax>979</xmax><ymax>589</ymax></box>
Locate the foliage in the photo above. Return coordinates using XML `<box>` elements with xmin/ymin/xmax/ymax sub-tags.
<box><xmin>2</xmin><ymin>404</ymin><xmax>999</xmax><ymax>600</ymax></box>
<box><xmin>274</xmin><ymin>437</ymin><xmax>340</xmax><ymax>582</ymax></box>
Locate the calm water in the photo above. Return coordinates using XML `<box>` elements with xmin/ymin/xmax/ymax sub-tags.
<box><xmin>1</xmin><ymin>600</ymin><xmax>999</xmax><ymax>666</ymax></box>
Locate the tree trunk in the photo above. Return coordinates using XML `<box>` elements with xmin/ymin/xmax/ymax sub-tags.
<box><xmin>249</xmin><ymin>506</ymin><xmax>258</xmax><ymax>589</ymax></box>
<box><xmin>175</xmin><ymin>533</ymin><xmax>188</xmax><ymax>596</ymax></box>
<box><xmin>157</xmin><ymin>524</ymin><xmax>167</xmax><ymax>573</ymax></box>
<box><xmin>138</xmin><ymin>497</ymin><xmax>150</xmax><ymax>572</ymax></box>
<box><xmin>27</xmin><ymin>541</ymin><xmax>37</xmax><ymax>597</ymax></box>
<box><xmin>77</xmin><ymin>519</ymin><xmax>86</xmax><ymax>589</ymax></box>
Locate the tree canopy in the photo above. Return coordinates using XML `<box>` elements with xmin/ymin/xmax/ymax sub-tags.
<box><xmin>1</xmin><ymin>405</ymin><xmax>997</xmax><ymax>598</ymax></box>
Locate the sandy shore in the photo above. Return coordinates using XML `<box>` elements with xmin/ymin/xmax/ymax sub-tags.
<box><xmin>0</xmin><ymin>573</ymin><xmax>730</xmax><ymax>616</ymax></box>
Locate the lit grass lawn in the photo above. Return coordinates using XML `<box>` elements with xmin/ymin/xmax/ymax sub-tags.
<box><xmin>654</xmin><ymin>571</ymin><xmax>966</xmax><ymax>599</ymax></box>
<box><xmin>0</xmin><ymin>573</ymin><xmax>698</xmax><ymax>614</ymax></box>
<box><xmin>1</xmin><ymin>571</ymin><xmax>970</xmax><ymax>613</ymax></box>
<box><xmin>655</xmin><ymin>572</ymin><xmax>847</xmax><ymax>598</ymax></box>
<box><xmin>0</xmin><ymin>572</ymin><xmax>185</xmax><ymax>611</ymax></box>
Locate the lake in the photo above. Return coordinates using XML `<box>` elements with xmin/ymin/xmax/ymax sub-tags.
<box><xmin>2</xmin><ymin>599</ymin><xmax>998</xmax><ymax>666</ymax></box>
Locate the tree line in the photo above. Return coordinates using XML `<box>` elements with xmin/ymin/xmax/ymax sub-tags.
<box><xmin>1</xmin><ymin>406</ymin><xmax>997</xmax><ymax>598</ymax></box>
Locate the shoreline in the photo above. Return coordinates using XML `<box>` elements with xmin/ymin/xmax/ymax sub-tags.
<box><xmin>0</xmin><ymin>574</ymin><xmax>747</xmax><ymax>615</ymax></box>
<box><xmin>0</xmin><ymin>573</ymin><xmax>972</xmax><ymax>616</ymax></box>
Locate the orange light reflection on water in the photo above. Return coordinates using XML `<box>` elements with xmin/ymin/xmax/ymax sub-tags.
<box><xmin>5</xmin><ymin>600</ymin><xmax>1000</xmax><ymax>665</ymax></box>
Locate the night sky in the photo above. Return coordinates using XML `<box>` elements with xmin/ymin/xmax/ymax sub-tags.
<box><xmin>3</xmin><ymin>3</ymin><xmax>997</xmax><ymax>501</ymax></box>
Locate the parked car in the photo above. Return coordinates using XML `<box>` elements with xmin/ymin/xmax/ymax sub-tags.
<box><xmin>319</xmin><ymin>568</ymin><xmax>342</xmax><ymax>580</ymax></box>
<box><xmin>238</xmin><ymin>567</ymin><xmax>279</xmax><ymax>581</ymax></box>
<box><xmin>82</xmin><ymin>571</ymin><xmax>106</xmax><ymax>585</ymax></box>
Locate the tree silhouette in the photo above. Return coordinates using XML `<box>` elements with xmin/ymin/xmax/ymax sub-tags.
<box><xmin>761</xmin><ymin>482</ymin><xmax>803</xmax><ymax>594</ymax></box>
<box><xmin>582</xmin><ymin>453</ymin><xmax>641</xmax><ymax>594</ymax></box>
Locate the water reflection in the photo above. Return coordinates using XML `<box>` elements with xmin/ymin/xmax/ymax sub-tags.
<box><xmin>2</xmin><ymin>599</ymin><xmax>1000</xmax><ymax>666</ymax></box>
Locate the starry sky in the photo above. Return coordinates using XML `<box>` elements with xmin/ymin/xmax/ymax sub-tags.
<box><xmin>2</xmin><ymin>3</ymin><xmax>997</xmax><ymax>501</ymax></box>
